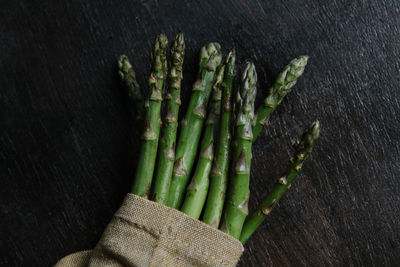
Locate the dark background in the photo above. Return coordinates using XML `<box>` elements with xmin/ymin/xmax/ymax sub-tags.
<box><xmin>1</xmin><ymin>0</ymin><xmax>399</xmax><ymax>266</ymax></box>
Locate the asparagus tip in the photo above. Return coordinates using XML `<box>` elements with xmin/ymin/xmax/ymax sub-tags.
<box><xmin>171</xmin><ymin>33</ymin><xmax>185</xmax><ymax>67</ymax></box>
<box><xmin>270</xmin><ymin>55</ymin><xmax>309</xmax><ymax>98</ymax></box>
<box><xmin>200</xmin><ymin>42</ymin><xmax>222</xmax><ymax>71</ymax></box>
<box><xmin>288</xmin><ymin>55</ymin><xmax>309</xmax><ymax>79</ymax></box>
<box><xmin>118</xmin><ymin>54</ymin><xmax>129</xmax><ymax>65</ymax></box>
<box><xmin>227</xmin><ymin>48</ymin><xmax>236</xmax><ymax>60</ymax></box>
<box><xmin>296</xmin><ymin>120</ymin><xmax>320</xmax><ymax>159</ymax></box>
<box><xmin>241</xmin><ymin>62</ymin><xmax>257</xmax><ymax>100</ymax></box>
<box><xmin>156</xmin><ymin>33</ymin><xmax>168</xmax><ymax>48</ymax></box>
<box><xmin>152</xmin><ymin>34</ymin><xmax>168</xmax><ymax>65</ymax></box>
<box><xmin>309</xmin><ymin>120</ymin><xmax>320</xmax><ymax>140</ymax></box>
<box><xmin>118</xmin><ymin>55</ymin><xmax>131</xmax><ymax>75</ymax></box>
<box><xmin>224</xmin><ymin>48</ymin><xmax>236</xmax><ymax>76</ymax></box>
<box><xmin>173</xmin><ymin>32</ymin><xmax>185</xmax><ymax>51</ymax></box>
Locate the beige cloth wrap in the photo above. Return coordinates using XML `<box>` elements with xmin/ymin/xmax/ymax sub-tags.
<box><xmin>55</xmin><ymin>194</ymin><xmax>244</xmax><ymax>267</ymax></box>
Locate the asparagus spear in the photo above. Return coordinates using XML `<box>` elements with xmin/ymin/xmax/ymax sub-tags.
<box><xmin>131</xmin><ymin>34</ymin><xmax>168</xmax><ymax>197</ymax></box>
<box><xmin>180</xmin><ymin>65</ymin><xmax>224</xmax><ymax>218</ymax></box>
<box><xmin>240</xmin><ymin>120</ymin><xmax>320</xmax><ymax>244</ymax></box>
<box><xmin>167</xmin><ymin>43</ymin><xmax>222</xmax><ymax>209</ymax></box>
<box><xmin>151</xmin><ymin>33</ymin><xmax>185</xmax><ymax>204</ymax></box>
<box><xmin>221</xmin><ymin>62</ymin><xmax>257</xmax><ymax>239</ymax></box>
<box><xmin>118</xmin><ymin>55</ymin><xmax>144</xmax><ymax>120</ymax></box>
<box><xmin>202</xmin><ymin>49</ymin><xmax>236</xmax><ymax>227</ymax></box>
<box><xmin>253</xmin><ymin>56</ymin><xmax>309</xmax><ymax>140</ymax></box>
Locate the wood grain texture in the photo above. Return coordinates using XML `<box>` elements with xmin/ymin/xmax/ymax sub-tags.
<box><xmin>1</xmin><ymin>0</ymin><xmax>399</xmax><ymax>266</ymax></box>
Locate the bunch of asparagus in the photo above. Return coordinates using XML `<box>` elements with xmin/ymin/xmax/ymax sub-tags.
<box><xmin>118</xmin><ymin>33</ymin><xmax>320</xmax><ymax>244</ymax></box>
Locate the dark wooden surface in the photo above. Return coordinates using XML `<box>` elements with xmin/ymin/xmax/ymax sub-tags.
<box><xmin>1</xmin><ymin>0</ymin><xmax>399</xmax><ymax>266</ymax></box>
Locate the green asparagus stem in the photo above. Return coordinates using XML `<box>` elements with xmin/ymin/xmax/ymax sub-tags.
<box><xmin>221</xmin><ymin>62</ymin><xmax>257</xmax><ymax>239</ymax></box>
<box><xmin>180</xmin><ymin>66</ymin><xmax>224</xmax><ymax>218</ymax></box>
<box><xmin>239</xmin><ymin>120</ymin><xmax>320</xmax><ymax>244</ymax></box>
<box><xmin>253</xmin><ymin>56</ymin><xmax>309</xmax><ymax>140</ymax></box>
<box><xmin>118</xmin><ymin>55</ymin><xmax>144</xmax><ymax>120</ymax></box>
<box><xmin>167</xmin><ymin>43</ymin><xmax>222</xmax><ymax>209</ymax></box>
<box><xmin>131</xmin><ymin>34</ymin><xmax>168</xmax><ymax>197</ymax></box>
<box><xmin>202</xmin><ymin>49</ymin><xmax>236</xmax><ymax>227</ymax></box>
<box><xmin>151</xmin><ymin>33</ymin><xmax>185</xmax><ymax>204</ymax></box>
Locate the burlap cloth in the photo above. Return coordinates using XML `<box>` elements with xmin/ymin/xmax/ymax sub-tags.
<box><xmin>55</xmin><ymin>194</ymin><xmax>244</xmax><ymax>267</ymax></box>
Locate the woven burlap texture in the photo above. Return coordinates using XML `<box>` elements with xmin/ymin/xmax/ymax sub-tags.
<box><xmin>55</xmin><ymin>193</ymin><xmax>244</xmax><ymax>267</ymax></box>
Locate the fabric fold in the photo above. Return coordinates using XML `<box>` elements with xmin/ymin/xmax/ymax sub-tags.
<box><xmin>56</xmin><ymin>194</ymin><xmax>244</xmax><ymax>267</ymax></box>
